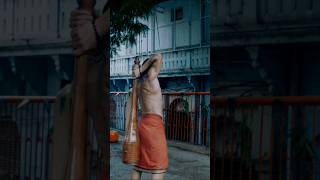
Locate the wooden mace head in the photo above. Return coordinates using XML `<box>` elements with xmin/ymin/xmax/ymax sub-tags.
<box><xmin>134</xmin><ymin>56</ymin><xmax>140</xmax><ymax>65</ymax></box>
<box><xmin>77</xmin><ymin>0</ymin><xmax>96</xmax><ymax>12</ymax></box>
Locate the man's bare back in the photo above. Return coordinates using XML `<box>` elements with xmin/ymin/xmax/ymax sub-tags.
<box><xmin>140</xmin><ymin>74</ymin><xmax>163</xmax><ymax>117</ymax></box>
<box><xmin>135</xmin><ymin>54</ymin><xmax>163</xmax><ymax>117</ymax></box>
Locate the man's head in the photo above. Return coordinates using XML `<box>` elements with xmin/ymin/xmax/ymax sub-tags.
<box><xmin>141</xmin><ymin>58</ymin><xmax>151</xmax><ymax>77</ymax></box>
<box><xmin>134</xmin><ymin>56</ymin><xmax>140</xmax><ymax>65</ymax></box>
<box><xmin>142</xmin><ymin>58</ymin><xmax>149</xmax><ymax>65</ymax></box>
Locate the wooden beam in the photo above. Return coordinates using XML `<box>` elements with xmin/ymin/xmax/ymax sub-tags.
<box><xmin>69</xmin><ymin>0</ymin><xmax>96</xmax><ymax>180</ymax></box>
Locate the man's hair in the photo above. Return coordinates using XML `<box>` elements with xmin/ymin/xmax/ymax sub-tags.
<box><xmin>141</xmin><ymin>58</ymin><xmax>151</xmax><ymax>77</ymax></box>
<box><xmin>142</xmin><ymin>58</ymin><xmax>149</xmax><ymax>65</ymax></box>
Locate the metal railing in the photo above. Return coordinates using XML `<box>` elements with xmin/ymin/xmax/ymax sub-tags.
<box><xmin>212</xmin><ymin>96</ymin><xmax>320</xmax><ymax>180</ymax></box>
<box><xmin>110</xmin><ymin>47</ymin><xmax>210</xmax><ymax>78</ymax></box>
<box><xmin>0</xmin><ymin>93</ymin><xmax>210</xmax><ymax>179</ymax></box>
<box><xmin>110</xmin><ymin>92</ymin><xmax>211</xmax><ymax>147</ymax></box>
<box><xmin>0</xmin><ymin>96</ymin><xmax>55</xmax><ymax>180</ymax></box>
<box><xmin>0</xmin><ymin>96</ymin><xmax>105</xmax><ymax>180</ymax></box>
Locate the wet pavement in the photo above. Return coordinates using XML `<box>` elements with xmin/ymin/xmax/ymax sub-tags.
<box><xmin>110</xmin><ymin>136</ymin><xmax>210</xmax><ymax>180</ymax></box>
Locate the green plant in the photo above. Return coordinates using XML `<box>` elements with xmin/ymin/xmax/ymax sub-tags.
<box><xmin>107</xmin><ymin>0</ymin><xmax>155</xmax><ymax>56</ymax></box>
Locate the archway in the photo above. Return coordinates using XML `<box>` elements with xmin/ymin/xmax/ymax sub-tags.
<box><xmin>167</xmin><ymin>98</ymin><xmax>191</xmax><ymax>142</ymax></box>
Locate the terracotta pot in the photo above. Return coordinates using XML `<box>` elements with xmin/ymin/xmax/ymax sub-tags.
<box><xmin>110</xmin><ymin>130</ymin><xmax>119</xmax><ymax>143</ymax></box>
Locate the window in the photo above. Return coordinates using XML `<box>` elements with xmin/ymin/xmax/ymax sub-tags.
<box><xmin>201</xmin><ymin>0</ymin><xmax>209</xmax><ymax>44</ymax></box>
<box><xmin>16</xmin><ymin>18</ymin><xmax>19</xmax><ymax>32</ymax></box>
<box><xmin>61</xmin><ymin>12</ymin><xmax>65</xmax><ymax>29</ymax></box>
<box><xmin>31</xmin><ymin>16</ymin><xmax>34</xmax><ymax>31</ymax></box>
<box><xmin>47</xmin><ymin>14</ymin><xmax>50</xmax><ymax>30</ymax></box>
<box><xmin>170</xmin><ymin>9</ymin><xmax>174</xmax><ymax>21</ymax></box>
<box><xmin>171</xmin><ymin>7</ymin><xmax>183</xmax><ymax>22</ymax></box>
<box><xmin>201</xmin><ymin>0</ymin><xmax>206</xmax><ymax>17</ymax></box>
<box><xmin>2</xmin><ymin>19</ymin><xmax>6</xmax><ymax>33</ymax></box>
<box><xmin>39</xmin><ymin>15</ymin><xmax>42</xmax><ymax>31</ymax></box>
<box><xmin>3</xmin><ymin>0</ymin><xmax>7</xmax><ymax>11</ymax></box>
<box><xmin>175</xmin><ymin>8</ymin><xmax>183</xmax><ymax>20</ymax></box>
<box><xmin>23</xmin><ymin>17</ymin><xmax>26</xmax><ymax>31</ymax></box>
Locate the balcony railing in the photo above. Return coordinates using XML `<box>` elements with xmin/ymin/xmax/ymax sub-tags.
<box><xmin>110</xmin><ymin>92</ymin><xmax>211</xmax><ymax>147</ymax></box>
<box><xmin>110</xmin><ymin>47</ymin><xmax>210</xmax><ymax>78</ymax></box>
<box><xmin>212</xmin><ymin>96</ymin><xmax>320</xmax><ymax>180</ymax></box>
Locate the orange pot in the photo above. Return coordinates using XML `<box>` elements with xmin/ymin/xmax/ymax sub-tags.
<box><xmin>110</xmin><ymin>130</ymin><xmax>119</xmax><ymax>143</ymax></box>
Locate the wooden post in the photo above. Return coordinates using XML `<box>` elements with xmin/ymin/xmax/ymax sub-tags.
<box><xmin>122</xmin><ymin>58</ymin><xmax>140</xmax><ymax>164</ymax></box>
<box><xmin>86</xmin><ymin>7</ymin><xmax>110</xmax><ymax>180</ymax></box>
<box><xmin>69</xmin><ymin>1</ymin><xmax>96</xmax><ymax>180</ymax></box>
<box><xmin>53</xmin><ymin>85</ymin><xmax>73</xmax><ymax>180</ymax></box>
<box><xmin>53</xmin><ymin>0</ymin><xmax>109</xmax><ymax>179</ymax></box>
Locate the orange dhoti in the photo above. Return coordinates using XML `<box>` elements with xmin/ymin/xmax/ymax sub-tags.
<box><xmin>134</xmin><ymin>114</ymin><xmax>169</xmax><ymax>173</ymax></box>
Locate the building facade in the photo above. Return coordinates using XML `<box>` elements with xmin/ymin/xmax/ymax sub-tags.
<box><xmin>0</xmin><ymin>0</ymin><xmax>106</xmax><ymax>95</ymax></box>
<box><xmin>110</xmin><ymin>0</ymin><xmax>211</xmax><ymax>93</ymax></box>
<box><xmin>0</xmin><ymin>0</ymin><xmax>211</xmax><ymax>95</ymax></box>
<box><xmin>109</xmin><ymin>0</ymin><xmax>212</xmax><ymax>148</ymax></box>
<box><xmin>212</xmin><ymin>0</ymin><xmax>320</xmax><ymax>96</ymax></box>
<box><xmin>211</xmin><ymin>1</ymin><xmax>320</xmax><ymax>179</ymax></box>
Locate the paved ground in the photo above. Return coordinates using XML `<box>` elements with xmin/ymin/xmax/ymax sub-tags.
<box><xmin>110</xmin><ymin>137</ymin><xmax>210</xmax><ymax>180</ymax></box>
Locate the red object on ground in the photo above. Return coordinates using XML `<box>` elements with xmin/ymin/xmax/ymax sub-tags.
<box><xmin>110</xmin><ymin>130</ymin><xmax>119</xmax><ymax>143</ymax></box>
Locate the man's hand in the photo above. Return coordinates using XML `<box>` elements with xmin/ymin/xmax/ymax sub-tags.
<box><xmin>70</xmin><ymin>9</ymin><xmax>97</xmax><ymax>56</ymax></box>
<box><xmin>132</xmin><ymin>64</ymin><xmax>140</xmax><ymax>79</ymax></box>
<box><xmin>132</xmin><ymin>57</ymin><xmax>141</xmax><ymax>78</ymax></box>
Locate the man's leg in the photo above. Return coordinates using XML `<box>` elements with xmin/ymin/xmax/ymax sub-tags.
<box><xmin>131</xmin><ymin>169</ymin><xmax>142</xmax><ymax>180</ymax></box>
<box><xmin>151</xmin><ymin>173</ymin><xmax>165</xmax><ymax>180</ymax></box>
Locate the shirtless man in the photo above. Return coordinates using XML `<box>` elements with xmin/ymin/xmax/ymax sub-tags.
<box><xmin>131</xmin><ymin>54</ymin><xmax>169</xmax><ymax>180</ymax></box>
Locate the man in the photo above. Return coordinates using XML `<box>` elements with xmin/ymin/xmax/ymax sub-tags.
<box><xmin>131</xmin><ymin>54</ymin><xmax>169</xmax><ymax>180</ymax></box>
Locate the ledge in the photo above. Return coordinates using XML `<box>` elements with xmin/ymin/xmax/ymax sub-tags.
<box><xmin>212</xmin><ymin>24</ymin><xmax>320</xmax><ymax>47</ymax></box>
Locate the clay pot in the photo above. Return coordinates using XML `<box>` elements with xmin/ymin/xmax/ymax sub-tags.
<box><xmin>110</xmin><ymin>130</ymin><xmax>119</xmax><ymax>143</ymax></box>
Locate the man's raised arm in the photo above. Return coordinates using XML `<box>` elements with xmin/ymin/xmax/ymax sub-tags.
<box><xmin>138</xmin><ymin>54</ymin><xmax>163</xmax><ymax>80</ymax></box>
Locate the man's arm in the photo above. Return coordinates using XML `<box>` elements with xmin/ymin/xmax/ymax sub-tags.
<box><xmin>139</xmin><ymin>54</ymin><xmax>163</xmax><ymax>80</ymax></box>
<box><xmin>132</xmin><ymin>58</ymin><xmax>141</xmax><ymax>96</ymax></box>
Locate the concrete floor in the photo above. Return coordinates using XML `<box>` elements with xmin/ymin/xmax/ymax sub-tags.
<box><xmin>110</xmin><ymin>137</ymin><xmax>210</xmax><ymax>180</ymax></box>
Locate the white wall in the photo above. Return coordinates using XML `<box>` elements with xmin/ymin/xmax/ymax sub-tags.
<box><xmin>0</xmin><ymin>0</ymin><xmax>106</xmax><ymax>42</ymax></box>
<box><xmin>0</xmin><ymin>0</ymin><xmax>13</xmax><ymax>40</ymax></box>
<box><xmin>113</xmin><ymin>0</ymin><xmax>211</xmax><ymax>59</ymax></box>
<box><xmin>213</xmin><ymin>0</ymin><xmax>320</xmax><ymax>26</ymax></box>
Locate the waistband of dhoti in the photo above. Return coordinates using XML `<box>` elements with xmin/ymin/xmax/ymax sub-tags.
<box><xmin>142</xmin><ymin>113</ymin><xmax>163</xmax><ymax>120</ymax></box>
<box><xmin>134</xmin><ymin>166</ymin><xmax>167</xmax><ymax>174</ymax></box>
